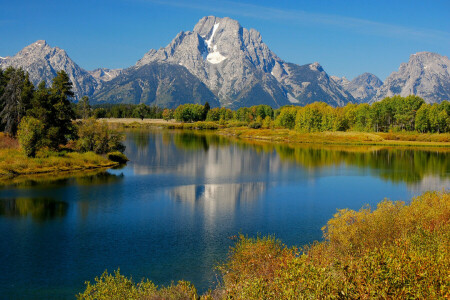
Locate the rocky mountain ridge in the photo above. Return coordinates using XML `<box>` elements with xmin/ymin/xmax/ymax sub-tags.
<box><xmin>132</xmin><ymin>16</ymin><xmax>354</xmax><ymax>108</ymax></box>
<box><xmin>332</xmin><ymin>73</ymin><xmax>383</xmax><ymax>103</ymax></box>
<box><xmin>1</xmin><ymin>17</ymin><xmax>449</xmax><ymax>107</ymax></box>
<box><xmin>0</xmin><ymin>40</ymin><xmax>97</xmax><ymax>99</ymax></box>
<box><xmin>372</xmin><ymin>52</ymin><xmax>450</xmax><ymax>103</ymax></box>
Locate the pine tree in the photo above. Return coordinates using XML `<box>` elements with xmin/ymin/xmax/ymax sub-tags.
<box><xmin>0</xmin><ymin>68</ymin><xmax>33</xmax><ymax>136</ymax></box>
<box><xmin>47</xmin><ymin>70</ymin><xmax>76</xmax><ymax>147</ymax></box>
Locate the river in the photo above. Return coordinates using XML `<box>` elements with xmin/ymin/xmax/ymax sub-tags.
<box><xmin>0</xmin><ymin>129</ymin><xmax>448</xmax><ymax>299</ymax></box>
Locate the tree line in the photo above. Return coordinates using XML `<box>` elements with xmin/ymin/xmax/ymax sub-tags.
<box><xmin>166</xmin><ymin>96</ymin><xmax>450</xmax><ymax>133</ymax></box>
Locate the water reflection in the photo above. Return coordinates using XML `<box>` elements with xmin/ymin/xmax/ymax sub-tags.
<box><xmin>0</xmin><ymin>198</ymin><xmax>68</xmax><ymax>221</ymax></box>
<box><xmin>0</xmin><ymin>170</ymin><xmax>124</xmax><ymax>188</ymax></box>
<box><xmin>171</xmin><ymin>183</ymin><xmax>265</xmax><ymax>205</ymax></box>
<box><xmin>126</xmin><ymin>129</ymin><xmax>450</xmax><ymax>188</ymax></box>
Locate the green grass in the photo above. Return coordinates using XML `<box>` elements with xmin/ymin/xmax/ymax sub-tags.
<box><xmin>78</xmin><ymin>191</ymin><xmax>450</xmax><ymax>299</ymax></box>
<box><xmin>0</xmin><ymin>148</ymin><xmax>118</xmax><ymax>178</ymax></box>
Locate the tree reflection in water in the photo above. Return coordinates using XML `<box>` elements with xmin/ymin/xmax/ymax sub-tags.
<box><xmin>0</xmin><ymin>198</ymin><xmax>68</xmax><ymax>221</ymax></box>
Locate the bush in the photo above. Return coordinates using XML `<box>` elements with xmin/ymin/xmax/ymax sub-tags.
<box><xmin>17</xmin><ymin>117</ymin><xmax>45</xmax><ymax>157</ymax></box>
<box><xmin>248</xmin><ymin>121</ymin><xmax>262</xmax><ymax>129</ymax></box>
<box><xmin>76</xmin><ymin>119</ymin><xmax>125</xmax><ymax>154</ymax></box>
<box><xmin>218</xmin><ymin>191</ymin><xmax>450</xmax><ymax>299</ymax></box>
<box><xmin>106</xmin><ymin>152</ymin><xmax>129</xmax><ymax>164</ymax></box>
<box><xmin>77</xmin><ymin>270</ymin><xmax>198</xmax><ymax>300</ymax></box>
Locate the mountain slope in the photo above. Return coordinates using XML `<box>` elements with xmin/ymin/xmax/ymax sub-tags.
<box><xmin>332</xmin><ymin>73</ymin><xmax>383</xmax><ymax>103</ymax></box>
<box><xmin>135</xmin><ymin>16</ymin><xmax>354</xmax><ymax>108</ymax></box>
<box><xmin>373</xmin><ymin>52</ymin><xmax>450</xmax><ymax>103</ymax></box>
<box><xmin>93</xmin><ymin>62</ymin><xmax>220</xmax><ymax>108</ymax></box>
<box><xmin>0</xmin><ymin>40</ymin><xmax>97</xmax><ymax>100</ymax></box>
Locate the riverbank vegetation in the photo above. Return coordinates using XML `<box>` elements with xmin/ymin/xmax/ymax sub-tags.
<box><xmin>94</xmin><ymin>96</ymin><xmax>450</xmax><ymax>134</ymax></box>
<box><xmin>0</xmin><ymin>67</ymin><xmax>126</xmax><ymax>179</ymax></box>
<box><xmin>99</xmin><ymin>96</ymin><xmax>450</xmax><ymax>146</ymax></box>
<box><xmin>78</xmin><ymin>190</ymin><xmax>450</xmax><ymax>299</ymax></box>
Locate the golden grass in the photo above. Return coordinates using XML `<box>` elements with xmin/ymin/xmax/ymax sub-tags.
<box><xmin>219</xmin><ymin>127</ymin><xmax>450</xmax><ymax>147</ymax></box>
<box><xmin>0</xmin><ymin>149</ymin><xmax>118</xmax><ymax>178</ymax></box>
<box><xmin>101</xmin><ymin>118</ymin><xmax>450</xmax><ymax>147</ymax></box>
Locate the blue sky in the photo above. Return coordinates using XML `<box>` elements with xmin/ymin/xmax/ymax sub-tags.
<box><xmin>1</xmin><ymin>0</ymin><xmax>449</xmax><ymax>80</ymax></box>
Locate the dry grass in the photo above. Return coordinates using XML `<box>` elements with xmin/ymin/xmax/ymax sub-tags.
<box><xmin>0</xmin><ymin>133</ymin><xmax>19</xmax><ymax>149</ymax></box>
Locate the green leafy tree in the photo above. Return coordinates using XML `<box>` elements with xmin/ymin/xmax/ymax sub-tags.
<box><xmin>133</xmin><ymin>103</ymin><xmax>149</xmax><ymax>120</ymax></box>
<box><xmin>415</xmin><ymin>104</ymin><xmax>430</xmax><ymax>133</ymax></box>
<box><xmin>275</xmin><ymin>106</ymin><xmax>297</xmax><ymax>129</ymax></box>
<box><xmin>17</xmin><ymin>116</ymin><xmax>45</xmax><ymax>157</ymax></box>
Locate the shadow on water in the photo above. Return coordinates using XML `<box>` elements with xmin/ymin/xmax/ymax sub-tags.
<box><xmin>0</xmin><ymin>197</ymin><xmax>68</xmax><ymax>221</ymax></box>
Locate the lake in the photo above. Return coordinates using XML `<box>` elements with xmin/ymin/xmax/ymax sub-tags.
<box><xmin>0</xmin><ymin>129</ymin><xmax>449</xmax><ymax>299</ymax></box>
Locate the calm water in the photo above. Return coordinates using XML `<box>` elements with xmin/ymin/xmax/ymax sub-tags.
<box><xmin>0</xmin><ymin>129</ymin><xmax>449</xmax><ymax>299</ymax></box>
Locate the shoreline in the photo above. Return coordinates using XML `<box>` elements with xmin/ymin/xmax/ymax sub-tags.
<box><xmin>0</xmin><ymin>149</ymin><xmax>120</xmax><ymax>184</ymax></box>
<box><xmin>102</xmin><ymin>118</ymin><xmax>450</xmax><ymax>148</ymax></box>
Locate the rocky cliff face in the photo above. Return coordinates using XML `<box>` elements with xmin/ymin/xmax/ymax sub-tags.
<box><xmin>89</xmin><ymin>68</ymin><xmax>123</xmax><ymax>83</ymax></box>
<box><xmin>0</xmin><ymin>40</ymin><xmax>97</xmax><ymax>100</ymax></box>
<box><xmin>373</xmin><ymin>52</ymin><xmax>450</xmax><ymax>103</ymax></box>
<box><xmin>135</xmin><ymin>16</ymin><xmax>354</xmax><ymax>108</ymax></box>
<box><xmin>93</xmin><ymin>62</ymin><xmax>220</xmax><ymax>108</ymax></box>
<box><xmin>332</xmin><ymin>73</ymin><xmax>383</xmax><ymax>103</ymax></box>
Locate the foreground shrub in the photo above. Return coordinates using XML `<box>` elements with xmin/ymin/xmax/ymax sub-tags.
<box><xmin>76</xmin><ymin>119</ymin><xmax>125</xmax><ymax>154</ymax></box>
<box><xmin>17</xmin><ymin>117</ymin><xmax>45</xmax><ymax>157</ymax></box>
<box><xmin>77</xmin><ymin>269</ymin><xmax>198</xmax><ymax>300</ymax></box>
<box><xmin>219</xmin><ymin>191</ymin><xmax>450</xmax><ymax>299</ymax></box>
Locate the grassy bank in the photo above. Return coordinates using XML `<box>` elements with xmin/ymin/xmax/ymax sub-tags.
<box><xmin>102</xmin><ymin>118</ymin><xmax>450</xmax><ymax>147</ymax></box>
<box><xmin>78</xmin><ymin>190</ymin><xmax>450</xmax><ymax>299</ymax></box>
<box><xmin>220</xmin><ymin>127</ymin><xmax>450</xmax><ymax>147</ymax></box>
<box><xmin>0</xmin><ymin>148</ymin><xmax>118</xmax><ymax>178</ymax></box>
<box><xmin>0</xmin><ymin>133</ymin><xmax>119</xmax><ymax>179</ymax></box>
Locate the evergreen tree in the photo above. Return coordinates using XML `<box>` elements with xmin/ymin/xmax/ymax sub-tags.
<box><xmin>0</xmin><ymin>68</ymin><xmax>33</xmax><ymax>136</ymax></box>
<box><xmin>47</xmin><ymin>70</ymin><xmax>76</xmax><ymax>147</ymax></box>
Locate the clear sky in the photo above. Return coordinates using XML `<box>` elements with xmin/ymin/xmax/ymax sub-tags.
<box><xmin>1</xmin><ymin>0</ymin><xmax>449</xmax><ymax>80</ymax></box>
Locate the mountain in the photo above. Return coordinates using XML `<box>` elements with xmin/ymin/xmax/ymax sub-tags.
<box><xmin>332</xmin><ymin>73</ymin><xmax>383</xmax><ymax>103</ymax></box>
<box><xmin>89</xmin><ymin>68</ymin><xmax>123</xmax><ymax>83</ymax></box>
<box><xmin>0</xmin><ymin>40</ymin><xmax>97</xmax><ymax>100</ymax></box>
<box><xmin>132</xmin><ymin>16</ymin><xmax>354</xmax><ymax>108</ymax></box>
<box><xmin>373</xmin><ymin>52</ymin><xmax>450</xmax><ymax>103</ymax></box>
<box><xmin>93</xmin><ymin>62</ymin><xmax>220</xmax><ymax>107</ymax></box>
<box><xmin>3</xmin><ymin>20</ymin><xmax>448</xmax><ymax>107</ymax></box>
